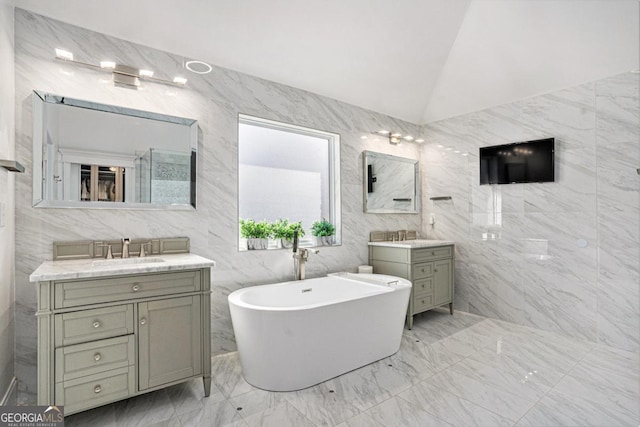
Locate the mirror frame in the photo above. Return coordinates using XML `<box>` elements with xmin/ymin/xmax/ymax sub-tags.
<box><xmin>363</xmin><ymin>150</ymin><xmax>420</xmax><ymax>214</ymax></box>
<box><xmin>32</xmin><ymin>91</ymin><xmax>198</xmax><ymax>210</ymax></box>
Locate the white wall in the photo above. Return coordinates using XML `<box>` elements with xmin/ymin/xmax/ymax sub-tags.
<box><xmin>422</xmin><ymin>72</ymin><xmax>640</xmax><ymax>352</ymax></box>
<box><xmin>0</xmin><ymin>0</ymin><xmax>15</xmax><ymax>403</ymax></box>
<box><xmin>13</xmin><ymin>9</ymin><xmax>423</xmax><ymax>403</ymax></box>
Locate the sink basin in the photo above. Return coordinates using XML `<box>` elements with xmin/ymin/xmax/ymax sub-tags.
<box><xmin>92</xmin><ymin>257</ymin><xmax>165</xmax><ymax>267</ymax></box>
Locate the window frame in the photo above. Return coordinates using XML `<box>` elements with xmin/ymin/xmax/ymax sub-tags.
<box><xmin>237</xmin><ymin>114</ymin><xmax>341</xmax><ymax>250</ymax></box>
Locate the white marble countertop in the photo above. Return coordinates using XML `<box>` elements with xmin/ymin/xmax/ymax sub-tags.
<box><xmin>30</xmin><ymin>253</ymin><xmax>216</xmax><ymax>282</ymax></box>
<box><xmin>367</xmin><ymin>239</ymin><xmax>455</xmax><ymax>248</ymax></box>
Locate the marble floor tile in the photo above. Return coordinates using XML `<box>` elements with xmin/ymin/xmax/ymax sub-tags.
<box><xmin>516</xmin><ymin>388</ymin><xmax>639</xmax><ymax>427</ymax></box>
<box><xmin>365</xmin><ymin>396</ymin><xmax>453</xmax><ymax>427</ymax></box>
<box><xmin>165</xmin><ymin>377</ymin><xmax>226</xmax><ymax>416</ymax></box>
<box><xmin>64</xmin><ymin>403</ymin><xmax>117</xmax><ymax>427</ymax></box>
<box><xmin>323</xmin><ymin>369</ymin><xmax>393</xmax><ymax>411</ymax></box>
<box><xmin>178</xmin><ymin>399</ymin><xmax>247</xmax><ymax>427</ymax></box>
<box><xmin>335</xmin><ymin>411</ymin><xmax>386</xmax><ymax>427</ymax></box>
<box><xmin>425</xmin><ymin>364</ymin><xmax>541</xmax><ymax>422</ymax></box>
<box><xmin>228</xmin><ymin>389</ymin><xmax>289</xmax><ymax>420</ymax></box>
<box><xmin>113</xmin><ymin>389</ymin><xmax>176</xmax><ymax>427</ymax></box>
<box><xmin>283</xmin><ymin>381</ymin><xmax>361</xmax><ymax>426</ymax></box>
<box><xmin>352</xmin><ymin>357</ymin><xmax>420</xmax><ymax>395</ymax></box>
<box><xmin>210</xmin><ymin>352</ymin><xmax>256</xmax><ymax>398</ymax></box>
<box><xmin>409</xmin><ymin>309</ymin><xmax>485</xmax><ymax>342</ymax></box>
<box><xmin>240</xmin><ymin>400</ymin><xmax>315</xmax><ymax>427</ymax></box>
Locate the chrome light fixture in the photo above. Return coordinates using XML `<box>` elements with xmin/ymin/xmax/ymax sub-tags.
<box><xmin>54</xmin><ymin>48</ymin><xmax>187</xmax><ymax>89</ymax></box>
<box><xmin>372</xmin><ymin>130</ymin><xmax>425</xmax><ymax>145</ymax></box>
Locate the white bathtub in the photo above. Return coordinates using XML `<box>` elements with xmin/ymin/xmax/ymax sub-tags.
<box><xmin>228</xmin><ymin>273</ymin><xmax>411</xmax><ymax>391</ymax></box>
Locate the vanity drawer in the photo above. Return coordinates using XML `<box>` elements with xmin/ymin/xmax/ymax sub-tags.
<box><xmin>413</xmin><ymin>294</ymin><xmax>434</xmax><ymax>313</ymax></box>
<box><xmin>412</xmin><ymin>262</ymin><xmax>434</xmax><ymax>279</ymax></box>
<box><xmin>413</xmin><ymin>278</ymin><xmax>433</xmax><ymax>297</ymax></box>
<box><xmin>55</xmin><ymin>305</ymin><xmax>134</xmax><ymax>347</ymax></box>
<box><xmin>54</xmin><ymin>270</ymin><xmax>201</xmax><ymax>308</ymax></box>
<box><xmin>55</xmin><ymin>366</ymin><xmax>135</xmax><ymax>414</ymax></box>
<box><xmin>413</xmin><ymin>246</ymin><xmax>453</xmax><ymax>262</ymax></box>
<box><xmin>55</xmin><ymin>335</ymin><xmax>135</xmax><ymax>382</ymax></box>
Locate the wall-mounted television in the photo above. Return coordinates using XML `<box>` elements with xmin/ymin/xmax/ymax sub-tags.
<box><xmin>480</xmin><ymin>137</ymin><xmax>554</xmax><ymax>185</ymax></box>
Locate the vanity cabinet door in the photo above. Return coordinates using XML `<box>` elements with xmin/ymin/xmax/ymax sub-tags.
<box><xmin>138</xmin><ymin>296</ymin><xmax>202</xmax><ymax>390</ymax></box>
<box><xmin>433</xmin><ymin>259</ymin><xmax>453</xmax><ymax>306</ymax></box>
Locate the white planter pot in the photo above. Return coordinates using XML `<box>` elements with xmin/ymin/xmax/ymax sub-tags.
<box><xmin>247</xmin><ymin>238</ymin><xmax>268</xmax><ymax>250</ymax></box>
<box><xmin>314</xmin><ymin>236</ymin><xmax>333</xmax><ymax>246</ymax></box>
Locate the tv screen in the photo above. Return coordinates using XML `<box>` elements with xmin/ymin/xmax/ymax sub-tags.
<box><xmin>480</xmin><ymin>138</ymin><xmax>554</xmax><ymax>185</ymax></box>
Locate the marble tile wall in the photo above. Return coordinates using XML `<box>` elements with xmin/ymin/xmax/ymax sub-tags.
<box><xmin>421</xmin><ymin>72</ymin><xmax>640</xmax><ymax>352</ymax></box>
<box><xmin>0</xmin><ymin>0</ymin><xmax>16</xmax><ymax>402</ymax></box>
<box><xmin>13</xmin><ymin>9</ymin><xmax>423</xmax><ymax>399</ymax></box>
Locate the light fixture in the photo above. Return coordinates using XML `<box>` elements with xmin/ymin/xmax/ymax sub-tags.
<box><xmin>185</xmin><ymin>60</ymin><xmax>212</xmax><ymax>74</ymax></box>
<box><xmin>54</xmin><ymin>49</ymin><xmax>187</xmax><ymax>89</ymax></box>
<box><xmin>372</xmin><ymin>130</ymin><xmax>425</xmax><ymax>145</ymax></box>
<box><xmin>55</xmin><ymin>48</ymin><xmax>73</xmax><ymax>61</ymax></box>
<box><xmin>173</xmin><ymin>76</ymin><xmax>188</xmax><ymax>85</ymax></box>
<box><xmin>360</xmin><ymin>135</ymin><xmax>368</xmax><ymax>139</ymax></box>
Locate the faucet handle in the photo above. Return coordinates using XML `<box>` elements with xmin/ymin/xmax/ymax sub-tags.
<box><xmin>97</xmin><ymin>244</ymin><xmax>114</xmax><ymax>259</ymax></box>
<box><xmin>139</xmin><ymin>242</ymin><xmax>151</xmax><ymax>258</ymax></box>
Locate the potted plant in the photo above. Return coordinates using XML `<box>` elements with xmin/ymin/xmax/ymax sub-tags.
<box><xmin>239</xmin><ymin>219</ymin><xmax>272</xmax><ymax>250</ymax></box>
<box><xmin>311</xmin><ymin>218</ymin><xmax>335</xmax><ymax>246</ymax></box>
<box><xmin>273</xmin><ymin>219</ymin><xmax>305</xmax><ymax>248</ymax></box>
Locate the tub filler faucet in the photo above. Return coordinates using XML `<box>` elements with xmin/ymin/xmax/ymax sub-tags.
<box><xmin>292</xmin><ymin>231</ymin><xmax>319</xmax><ymax>280</ymax></box>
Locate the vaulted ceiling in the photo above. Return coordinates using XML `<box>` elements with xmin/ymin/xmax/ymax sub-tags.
<box><xmin>14</xmin><ymin>0</ymin><xmax>639</xmax><ymax>123</ymax></box>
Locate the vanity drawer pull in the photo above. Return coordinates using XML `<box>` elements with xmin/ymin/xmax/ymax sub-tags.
<box><xmin>140</xmin><ymin>318</ymin><xmax>147</xmax><ymax>326</ymax></box>
<box><xmin>432</xmin><ymin>251</ymin><xmax>435</xmax><ymax>256</ymax></box>
<box><xmin>94</xmin><ymin>385</ymin><xmax>102</xmax><ymax>394</ymax></box>
<box><xmin>132</xmin><ymin>284</ymin><xmax>140</xmax><ymax>292</ymax></box>
<box><xmin>93</xmin><ymin>321</ymin><xmax>101</xmax><ymax>329</ymax></box>
<box><xmin>434</xmin><ymin>269</ymin><xmax>438</xmax><ymax>272</ymax></box>
<box><xmin>93</xmin><ymin>353</ymin><xmax>102</xmax><ymax>362</ymax></box>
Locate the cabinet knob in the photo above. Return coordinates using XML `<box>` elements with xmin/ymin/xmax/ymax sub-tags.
<box><xmin>140</xmin><ymin>318</ymin><xmax>147</xmax><ymax>325</ymax></box>
<box><xmin>434</xmin><ymin>269</ymin><xmax>438</xmax><ymax>272</ymax></box>
<box><xmin>93</xmin><ymin>321</ymin><xmax>101</xmax><ymax>329</ymax></box>
<box><xmin>421</xmin><ymin>268</ymin><xmax>425</xmax><ymax>273</ymax></box>
<box><xmin>132</xmin><ymin>284</ymin><xmax>140</xmax><ymax>292</ymax></box>
<box><xmin>421</xmin><ymin>300</ymin><xmax>425</xmax><ymax>304</ymax></box>
<box><xmin>432</xmin><ymin>251</ymin><xmax>435</xmax><ymax>256</ymax></box>
<box><xmin>94</xmin><ymin>353</ymin><xmax>102</xmax><ymax>362</ymax></box>
<box><xmin>94</xmin><ymin>385</ymin><xmax>102</xmax><ymax>394</ymax></box>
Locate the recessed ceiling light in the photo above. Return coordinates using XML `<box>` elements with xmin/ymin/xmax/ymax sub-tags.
<box><xmin>139</xmin><ymin>69</ymin><xmax>154</xmax><ymax>78</ymax></box>
<box><xmin>390</xmin><ymin>132</ymin><xmax>402</xmax><ymax>138</ymax></box>
<box><xmin>445</xmin><ymin>147</ymin><xmax>453</xmax><ymax>151</ymax></box>
<box><xmin>454</xmin><ymin>150</ymin><xmax>460</xmax><ymax>153</ymax></box>
<box><xmin>55</xmin><ymin>48</ymin><xmax>73</xmax><ymax>61</ymax></box>
<box><xmin>173</xmin><ymin>76</ymin><xmax>188</xmax><ymax>85</ymax></box>
<box><xmin>404</xmin><ymin>135</ymin><xmax>414</xmax><ymax>141</ymax></box>
<box><xmin>360</xmin><ymin>135</ymin><xmax>368</xmax><ymax>139</ymax></box>
<box><xmin>461</xmin><ymin>152</ymin><xmax>469</xmax><ymax>156</ymax></box>
<box><xmin>437</xmin><ymin>144</ymin><xmax>444</xmax><ymax>148</ymax></box>
<box><xmin>415</xmin><ymin>138</ymin><xmax>425</xmax><ymax>143</ymax></box>
<box><xmin>376</xmin><ymin>130</ymin><xmax>390</xmax><ymax>135</ymax></box>
<box><xmin>185</xmin><ymin>60</ymin><xmax>212</xmax><ymax>74</ymax></box>
<box><xmin>100</xmin><ymin>61</ymin><xmax>116</xmax><ymax>69</ymax></box>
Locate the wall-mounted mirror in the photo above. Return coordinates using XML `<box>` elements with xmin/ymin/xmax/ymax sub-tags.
<box><xmin>32</xmin><ymin>91</ymin><xmax>197</xmax><ymax>210</ymax></box>
<box><xmin>363</xmin><ymin>150</ymin><xmax>420</xmax><ymax>214</ymax></box>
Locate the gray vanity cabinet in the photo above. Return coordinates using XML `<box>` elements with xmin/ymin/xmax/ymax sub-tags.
<box><xmin>36</xmin><ymin>268</ymin><xmax>211</xmax><ymax>415</ymax></box>
<box><xmin>369</xmin><ymin>244</ymin><xmax>454</xmax><ymax>329</ymax></box>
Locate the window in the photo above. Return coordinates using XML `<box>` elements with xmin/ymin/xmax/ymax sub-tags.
<box><xmin>238</xmin><ymin>115</ymin><xmax>341</xmax><ymax>250</ymax></box>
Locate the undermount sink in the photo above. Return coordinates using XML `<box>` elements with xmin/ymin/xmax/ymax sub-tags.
<box><xmin>92</xmin><ymin>257</ymin><xmax>166</xmax><ymax>267</ymax></box>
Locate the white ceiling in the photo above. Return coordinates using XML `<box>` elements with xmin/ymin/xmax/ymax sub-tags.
<box><xmin>14</xmin><ymin>0</ymin><xmax>640</xmax><ymax>123</ymax></box>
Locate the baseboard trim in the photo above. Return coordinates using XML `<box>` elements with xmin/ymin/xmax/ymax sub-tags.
<box><xmin>0</xmin><ymin>376</ymin><xmax>17</xmax><ymax>406</ymax></box>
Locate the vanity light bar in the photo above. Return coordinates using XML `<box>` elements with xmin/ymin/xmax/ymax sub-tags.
<box><xmin>54</xmin><ymin>48</ymin><xmax>187</xmax><ymax>89</ymax></box>
<box><xmin>371</xmin><ymin>130</ymin><xmax>425</xmax><ymax>145</ymax></box>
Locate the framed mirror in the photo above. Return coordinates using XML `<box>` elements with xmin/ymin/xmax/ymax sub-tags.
<box><xmin>32</xmin><ymin>91</ymin><xmax>198</xmax><ymax>210</ymax></box>
<box><xmin>363</xmin><ymin>150</ymin><xmax>420</xmax><ymax>214</ymax></box>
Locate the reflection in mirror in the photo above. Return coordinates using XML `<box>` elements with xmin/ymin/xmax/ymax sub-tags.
<box><xmin>363</xmin><ymin>150</ymin><xmax>420</xmax><ymax>214</ymax></box>
<box><xmin>32</xmin><ymin>91</ymin><xmax>197</xmax><ymax>209</ymax></box>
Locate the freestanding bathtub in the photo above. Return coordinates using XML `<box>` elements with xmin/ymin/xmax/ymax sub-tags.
<box><xmin>228</xmin><ymin>273</ymin><xmax>411</xmax><ymax>391</ymax></box>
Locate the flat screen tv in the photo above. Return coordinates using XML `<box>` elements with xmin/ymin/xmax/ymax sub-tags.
<box><xmin>480</xmin><ymin>137</ymin><xmax>554</xmax><ymax>185</ymax></box>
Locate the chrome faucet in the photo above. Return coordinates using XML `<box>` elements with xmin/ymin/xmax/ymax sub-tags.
<box><xmin>121</xmin><ymin>238</ymin><xmax>131</xmax><ymax>258</ymax></box>
<box><xmin>292</xmin><ymin>231</ymin><xmax>319</xmax><ymax>280</ymax></box>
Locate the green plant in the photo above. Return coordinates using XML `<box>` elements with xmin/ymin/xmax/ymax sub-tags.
<box><xmin>311</xmin><ymin>218</ymin><xmax>335</xmax><ymax>237</ymax></box>
<box><xmin>239</xmin><ymin>219</ymin><xmax>272</xmax><ymax>239</ymax></box>
<box><xmin>272</xmin><ymin>219</ymin><xmax>305</xmax><ymax>240</ymax></box>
